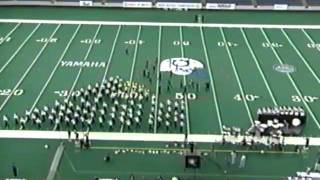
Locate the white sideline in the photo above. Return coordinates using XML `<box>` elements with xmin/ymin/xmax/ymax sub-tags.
<box><xmin>1</xmin><ymin>19</ymin><xmax>320</xmax><ymax>29</ymax></box>
<box><xmin>0</xmin><ymin>130</ymin><xmax>185</xmax><ymax>142</ymax></box>
<box><xmin>0</xmin><ymin>130</ymin><xmax>319</xmax><ymax>146</ymax></box>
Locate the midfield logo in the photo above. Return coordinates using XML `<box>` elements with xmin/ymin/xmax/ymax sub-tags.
<box><xmin>160</xmin><ymin>57</ymin><xmax>204</xmax><ymax>76</ymax></box>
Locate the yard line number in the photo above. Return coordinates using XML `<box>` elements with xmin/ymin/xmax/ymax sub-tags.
<box><xmin>0</xmin><ymin>89</ymin><xmax>24</xmax><ymax>96</ymax></box>
<box><xmin>234</xmin><ymin>93</ymin><xmax>260</xmax><ymax>102</ymax></box>
<box><xmin>54</xmin><ymin>90</ymin><xmax>80</xmax><ymax>97</ymax></box>
<box><xmin>175</xmin><ymin>92</ymin><xmax>197</xmax><ymax>100</ymax></box>
<box><xmin>80</xmin><ymin>38</ymin><xmax>101</xmax><ymax>44</ymax></box>
<box><xmin>292</xmin><ymin>95</ymin><xmax>319</xmax><ymax>103</ymax></box>
<box><xmin>0</xmin><ymin>37</ymin><xmax>11</xmax><ymax>44</ymax></box>
<box><xmin>217</xmin><ymin>41</ymin><xmax>238</xmax><ymax>47</ymax></box>
<box><xmin>307</xmin><ymin>43</ymin><xmax>320</xmax><ymax>49</ymax></box>
<box><xmin>173</xmin><ymin>40</ymin><xmax>190</xmax><ymax>46</ymax></box>
<box><xmin>124</xmin><ymin>39</ymin><xmax>144</xmax><ymax>45</ymax></box>
<box><xmin>262</xmin><ymin>42</ymin><xmax>283</xmax><ymax>48</ymax></box>
<box><xmin>36</xmin><ymin>38</ymin><xmax>58</xmax><ymax>43</ymax></box>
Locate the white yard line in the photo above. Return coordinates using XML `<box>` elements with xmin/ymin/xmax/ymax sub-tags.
<box><xmin>29</xmin><ymin>25</ymin><xmax>81</xmax><ymax>112</ymax></box>
<box><xmin>0</xmin><ymin>23</ymin><xmax>40</xmax><ymax>75</ymax></box>
<box><xmin>0</xmin><ymin>23</ymin><xmax>20</xmax><ymax>45</ymax></box>
<box><xmin>0</xmin><ymin>24</ymin><xmax>61</xmax><ymax>112</ymax></box>
<box><xmin>301</xmin><ymin>29</ymin><xmax>320</xmax><ymax>52</ymax></box>
<box><xmin>179</xmin><ymin>26</ymin><xmax>191</xmax><ymax>135</ymax></box>
<box><xmin>240</xmin><ymin>28</ymin><xmax>278</xmax><ymax>106</ymax></box>
<box><xmin>281</xmin><ymin>28</ymin><xmax>320</xmax><ymax>84</ymax></box>
<box><xmin>261</xmin><ymin>28</ymin><xmax>320</xmax><ymax>130</ymax></box>
<box><xmin>64</xmin><ymin>152</ymin><xmax>78</xmax><ymax>173</ymax></box>
<box><xmin>0</xmin><ymin>130</ymin><xmax>318</xmax><ymax>146</ymax></box>
<box><xmin>1</xmin><ymin>19</ymin><xmax>320</xmax><ymax>29</ymax></box>
<box><xmin>219</xmin><ymin>27</ymin><xmax>254</xmax><ymax>124</ymax></box>
<box><xmin>120</xmin><ymin>25</ymin><xmax>142</xmax><ymax>133</ymax></box>
<box><xmin>66</xmin><ymin>24</ymin><xmax>102</xmax><ymax>101</ymax></box>
<box><xmin>199</xmin><ymin>27</ymin><xmax>223</xmax><ymax>134</ymax></box>
<box><xmin>128</xmin><ymin>26</ymin><xmax>142</xmax><ymax>83</ymax></box>
<box><xmin>153</xmin><ymin>26</ymin><xmax>162</xmax><ymax>133</ymax></box>
<box><xmin>97</xmin><ymin>26</ymin><xmax>121</xmax><ymax>95</ymax></box>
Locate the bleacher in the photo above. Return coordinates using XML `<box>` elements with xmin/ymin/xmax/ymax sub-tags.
<box><xmin>206</xmin><ymin>0</ymin><xmax>252</xmax><ymax>5</ymax></box>
<box><xmin>307</xmin><ymin>0</ymin><xmax>320</xmax><ymax>6</ymax></box>
<box><xmin>257</xmin><ymin>0</ymin><xmax>302</xmax><ymax>6</ymax></box>
<box><xmin>0</xmin><ymin>0</ymin><xmax>320</xmax><ymax>10</ymax></box>
<box><xmin>122</xmin><ymin>0</ymin><xmax>152</xmax><ymax>1</ymax></box>
<box><xmin>157</xmin><ymin>0</ymin><xmax>200</xmax><ymax>2</ymax></box>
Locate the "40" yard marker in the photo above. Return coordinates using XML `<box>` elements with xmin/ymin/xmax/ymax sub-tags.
<box><xmin>234</xmin><ymin>93</ymin><xmax>260</xmax><ymax>101</ymax></box>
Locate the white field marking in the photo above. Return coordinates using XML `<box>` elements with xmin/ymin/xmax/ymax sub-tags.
<box><xmin>219</xmin><ymin>27</ymin><xmax>253</xmax><ymax>124</ymax></box>
<box><xmin>0</xmin><ymin>130</ymin><xmax>320</xmax><ymax>146</ymax></box>
<box><xmin>120</xmin><ymin>25</ymin><xmax>142</xmax><ymax>133</ymax></box>
<box><xmin>282</xmin><ymin>28</ymin><xmax>320</xmax><ymax>84</ymax></box>
<box><xmin>97</xmin><ymin>26</ymin><xmax>121</xmax><ymax>98</ymax></box>
<box><xmin>0</xmin><ymin>24</ymin><xmax>61</xmax><ymax>112</ymax></box>
<box><xmin>301</xmin><ymin>29</ymin><xmax>320</xmax><ymax>52</ymax></box>
<box><xmin>179</xmin><ymin>26</ymin><xmax>191</xmax><ymax>135</ymax></box>
<box><xmin>153</xmin><ymin>26</ymin><xmax>162</xmax><ymax>133</ymax></box>
<box><xmin>240</xmin><ymin>28</ymin><xmax>278</xmax><ymax>106</ymax></box>
<box><xmin>0</xmin><ymin>23</ymin><xmax>20</xmax><ymax>45</ymax></box>
<box><xmin>29</xmin><ymin>25</ymin><xmax>81</xmax><ymax>112</ymax></box>
<box><xmin>129</xmin><ymin>26</ymin><xmax>142</xmax><ymax>84</ymax></box>
<box><xmin>261</xmin><ymin>28</ymin><xmax>320</xmax><ymax>130</ymax></box>
<box><xmin>0</xmin><ymin>24</ymin><xmax>41</xmax><ymax>75</ymax></box>
<box><xmin>199</xmin><ymin>27</ymin><xmax>223</xmax><ymax>133</ymax></box>
<box><xmin>64</xmin><ymin>152</ymin><xmax>78</xmax><ymax>173</ymax></box>
<box><xmin>66</xmin><ymin>24</ymin><xmax>102</xmax><ymax>101</ymax></box>
<box><xmin>2</xmin><ymin>19</ymin><xmax>320</xmax><ymax>29</ymax></box>
<box><xmin>94</xmin><ymin>25</ymin><xmax>121</xmax><ymax>131</ymax></box>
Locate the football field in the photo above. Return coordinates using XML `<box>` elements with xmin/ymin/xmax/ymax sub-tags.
<box><xmin>1</xmin><ymin>7</ymin><xmax>320</xmax><ymax>179</ymax></box>
<box><xmin>1</xmin><ymin>19</ymin><xmax>320</xmax><ymax>135</ymax></box>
